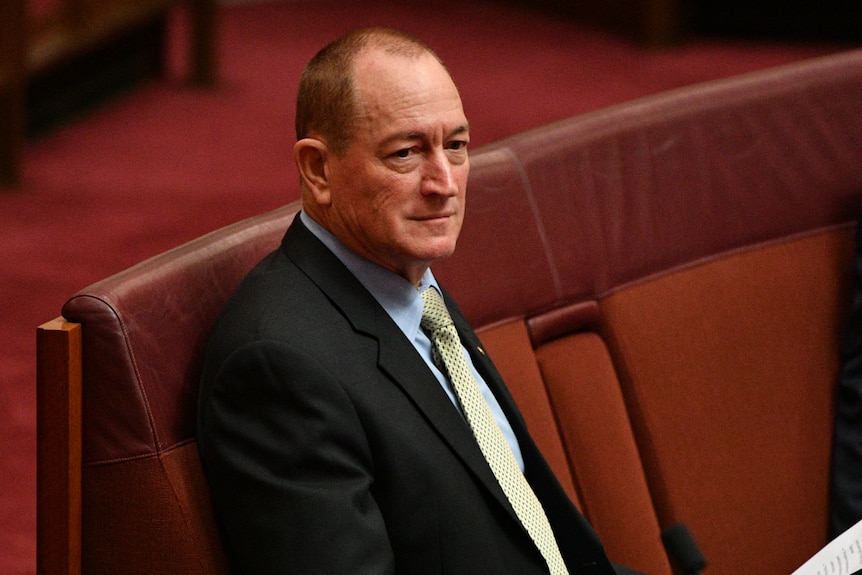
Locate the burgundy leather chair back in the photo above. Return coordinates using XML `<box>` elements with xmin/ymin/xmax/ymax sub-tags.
<box><xmin>433</xmin><ymin>48</ymin><xmax>862</xmax><ymax>574</ymax></box>
<box><xmin>436</xmin><ymin>48</ymin><xmax>862</xmax><ymax>325</ymax></box>
<box><xmin>59</xmin><ymin>204</ymin><xmax>300</xmax><ymax>574</ymax></box>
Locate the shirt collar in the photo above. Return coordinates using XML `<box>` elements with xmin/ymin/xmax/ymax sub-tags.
<box><xmin>300</xmin><ymin>210</ymin><xmax>439</xmax><ymax>339</ymax></box>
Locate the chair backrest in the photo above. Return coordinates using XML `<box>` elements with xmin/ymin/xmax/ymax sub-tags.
<box><xmin>37</xmin><ymin>204</ymin><xmax>300</xmax><ymax>575</ymax></box>
<box><xmin>432</xmin><ymin>48</ymin><xmax>862</xmax><ymax>574</ymax></box>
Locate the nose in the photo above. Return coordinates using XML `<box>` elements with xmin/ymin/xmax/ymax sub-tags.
<box><xmin>421</xmin><ymin>149</ymin><xmax>458</xmax><ymax>197</ymax></box>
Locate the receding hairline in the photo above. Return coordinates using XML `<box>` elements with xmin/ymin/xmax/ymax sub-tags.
<box><xmin>343</xmin><ymin>27</ymin><xmax>443</xmax><ymax>63</ymax></box>
<box><xmin>295</xmin><ymin>28</ymin><xmax>451</xmax><ymax>152</ymax></box>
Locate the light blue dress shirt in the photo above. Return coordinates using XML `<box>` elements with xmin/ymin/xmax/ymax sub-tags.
<box><xmin>300</xmin><ymin>211</ymin><xmax>524</xmax><ymax>471</ymax></box>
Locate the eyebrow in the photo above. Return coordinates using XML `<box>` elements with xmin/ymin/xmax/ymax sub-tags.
<box><xmin>381</xmin><ymin>124</ymin><xmax>471</xmax><ymax>147</ymax></box>
<box><xmin>450</xmin><ymin>124</ymin><xmax>471</xmax><ymax>138</ymax></box>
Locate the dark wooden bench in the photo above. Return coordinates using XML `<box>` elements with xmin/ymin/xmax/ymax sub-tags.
<box><xmin>0</xmin><ymin>0</ymin><xmax>217</xmax><ymax>188</ymax></box>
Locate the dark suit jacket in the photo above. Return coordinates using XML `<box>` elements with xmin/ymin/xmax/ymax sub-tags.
<box><xmin>197</xmin><ymin>215</ymin><xmax>634</xmax><ymax>574</ymax></box>
<box><xmin>831</xmin><ymin>201</ymin><xmax>862</xmax><ymax>537</ymax></box>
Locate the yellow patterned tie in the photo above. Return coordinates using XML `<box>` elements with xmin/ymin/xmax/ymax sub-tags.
<box><xmin>420</xmin><ymin>287</ymin><xmax>570</xmax><ymax>575</ymax></box>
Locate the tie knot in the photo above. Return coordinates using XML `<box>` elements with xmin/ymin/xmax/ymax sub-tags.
<box><xmin>420</xmin><ymin>287</ymin><xmax>454</xmax><ymax>333</ymax></box>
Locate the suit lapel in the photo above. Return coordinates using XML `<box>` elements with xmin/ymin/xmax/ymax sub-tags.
<box><xmin>280</xmin><ymin>217</ymin><xmax>516</xmax><ymax>518</ymax></box>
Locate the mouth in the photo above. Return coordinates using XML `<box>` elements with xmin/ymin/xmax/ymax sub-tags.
<box><xmin>414</xmin><ymin>211</ymin><xmax>455</xmax><ymax>222</ymax></box>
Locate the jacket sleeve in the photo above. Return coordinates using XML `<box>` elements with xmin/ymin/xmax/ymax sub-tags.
<box><xmin>197</xmin><ymin>339</ymin><xmax>395</xmax><ymax>575</ymax></box>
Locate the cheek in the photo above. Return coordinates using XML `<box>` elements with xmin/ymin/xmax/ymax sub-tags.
<box><xmin>335</xmin><ymin>166</ymin><xmax>388</xmax><ymax>215</ymax></box>
<box><xmin>365</xmin><ymin>187</ymin><xmax>402</xmax><ymax>222</ymax></box>
<box><xmin>455</xmin><ymin>164</ymin><xmax>470</xmax><ymax>195</ymax></box>
<box><xmin>371</xmin><ymin>174</ymin><xmax>419</xmax><ymax>213</ymax></box>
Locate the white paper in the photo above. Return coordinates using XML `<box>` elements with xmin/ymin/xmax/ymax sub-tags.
<box><xmin>791</xmin><ymin>518</ymin><xmax>862</xmax><ymax>575</ymax></box>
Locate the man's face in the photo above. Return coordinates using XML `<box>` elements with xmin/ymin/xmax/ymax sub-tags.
<box><xmin>322</xmin><ymin>50</ymin><xmax>470</xmax><ymax>285</ymax></box>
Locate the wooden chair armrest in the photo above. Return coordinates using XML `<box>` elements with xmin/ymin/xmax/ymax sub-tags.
<box><xmin>37</xmin><ymin>317</ymin><xmax>83</xmax><ymax>575</ymax></box>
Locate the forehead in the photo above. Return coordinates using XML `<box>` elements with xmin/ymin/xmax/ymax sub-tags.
<box><xmin>351</xmin><ymin>49</ymin><xmax>467</xmax><ymax>136</ymax></box>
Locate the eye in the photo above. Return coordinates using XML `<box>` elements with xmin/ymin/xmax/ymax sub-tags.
<box><xmin>448</xmin><ymin>140</ymin><xmax>468</xmax><ymax>152</ymax></box>
<box><xmin>394</xmin><ymin>148</ymin><xmax>412</xmax><ymax>159</ymax></box>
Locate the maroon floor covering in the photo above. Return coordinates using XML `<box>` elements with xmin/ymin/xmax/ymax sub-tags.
<box><xmin>0</xmin><ymin>1</ymin><xmax>854</xmax><ymax>572</ymax></box>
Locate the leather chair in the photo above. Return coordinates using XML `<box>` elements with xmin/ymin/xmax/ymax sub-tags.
<box><xmin>37</xmin><ymin>203</ymin><xmax>299</xmax><ymax>575</ymax></box>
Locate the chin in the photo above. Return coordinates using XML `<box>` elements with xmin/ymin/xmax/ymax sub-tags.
<box><xmin>421</xmin><ymin>240</ymin><xmax>458</xmax><ymax>263</ymax></box>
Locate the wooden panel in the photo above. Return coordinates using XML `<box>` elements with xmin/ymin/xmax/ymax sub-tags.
<box><xmin>1</xmin><ymin>0</ymin><xmax>217</xmax><ymax>188</ymax></box>
<box><xmin>189</xmin><ymin>0</ymin><xmax>217</xmax><ymax>85</ymax></box>
<box><xmin>37</xmin><ymin>318</ymin><xmax>83</xmax><ymax>575</ymax></box>
<box><xmin>514</xmin><ymin>0</ymin><xmax>686</xmax><ymax>46</ymax></box>
<box><xmin>0</xmin><ymin>0</ymin><xmax>26</xmax><ymax>187</ymax></box>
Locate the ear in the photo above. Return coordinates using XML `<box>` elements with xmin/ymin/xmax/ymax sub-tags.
<box><xmin>294</xmin><ymin>138</ymin><xmax>332</xmax><ymax>206</ymax></box>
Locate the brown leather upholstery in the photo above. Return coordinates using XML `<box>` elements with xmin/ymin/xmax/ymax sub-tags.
<box><xmin>49</xmin><ymin>206</ymin><xmax>299</xmax><ymax>574</ymax></box>
<box><xmin>433</xmin><ymin>48</ymin><xmax>862</xmax><ymax>574</ymax></box>
<box><xmin>37</xmin><ymin>48</ymin><xmax>862</xmax><ymax>575</ymax></box>
<box><xmin>435</xmin><ymin>48</ymin><xmax>862</xmax><ymax>320</ymax></box>
<box><xmin>599</xmin><ymin>228</ymin><xmax>855</xmax><ymax>573</ymax></box>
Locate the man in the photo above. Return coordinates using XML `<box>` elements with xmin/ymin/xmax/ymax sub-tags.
<box><xmin>197</xmin><ymin>27</ymin><xmax>643</xmax><ymax>574</ymax></box>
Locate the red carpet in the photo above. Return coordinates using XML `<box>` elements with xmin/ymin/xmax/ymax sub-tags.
<box><xmin>0</xmin><ymin>1</ymin><xmax>852</xmax><ymax>572</ymax></box>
